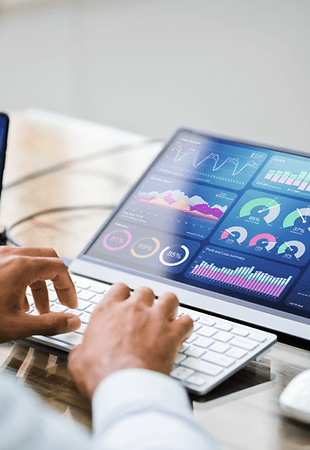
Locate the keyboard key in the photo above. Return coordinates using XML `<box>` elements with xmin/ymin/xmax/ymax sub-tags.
<box><xmin>184</xmin><ymin>346</ymin><xmax>206</xmax><ymax>358</ymax></box>
<box><xmin>193</xmin><ymin>336</ymin><xmax>213</xmax><ymax>348</ymax></box>
<box><xmin>76</xmin><ymin>299</ymin><xmax>91</xmax><ymax>311</ymax></box>
<box><xmin>248</xmin><ymin>333</ymin><xmax>267</xmax><ymax>343</ymax></box>
<box><xmin>76</xmin><ymin>323</ymin><xmax>87</xmax><ymax>335</ymax></box>
<box><xmin>226</xmin><ymin>347</ymin><xmax>248</xmax><ymax>359</ymax></box>
<box><xmin>171</xmin><ymin>366</ymin><xmax>194</xmax><ymax>381</ymax></box>
<box><xmin>52</xmin><ymin>332</ymin><xmax>82</xmax><ymax>346</ymax></box>
<box><xmin>193</xmin><ymin>322</ymin><xmax>202</xmax><ymax>332</ymax></box>
<box><xmin>179</xmin><ymin>343</ymin><xmax>190</xmax><ymax>353</ymax></box>
<box><xmin>89</xmin><ymin>285</ymin><xmax>107</xmax><ymax>295</ymax></box>
<box><xmin>209</xmin><ymin>342</ymin><xmax>231</xmax><ymax>354</ymax></box>
<box><xmin>202</xmin><ymin>352</ymin><xmax>235</xmax><ymax>368</ymax></box>
<box><xmin>215</xmin><ymin>323</ymin><xmax>233</xmax><ymax>332</ymax></box>
<box><xmin>185</xmin><ymin>334</ymin><xmax>197</xmax><ymax>344</ymax></box>
<box><xmin>80</xmin><ymin>312</ymin><xmax>92</xmax><ymax>324</ymax></box>
<box><xmin>50</xmin><ymin>304</ymin><xmax>68</xmax><ymax>313</ymax></box>
<box><xmin>231</xmin><ymin>327</ymin><xmax>249</xmax><ymax>337</ymax></box>
<box><xmin>197</xmin><ymin>326</ymin><xmax>217</xmax><ymax>338</ymax></box>
<box><xmin>86</xmin><ymin>304</ymin><xmax>97</xmax><ymax>314</ymax></box>
<box><xmin>77</xmin><ymin>291</ymin><xmax>96</xmax><ymax>301</ymax></box>
<box><xmin>230</xmin><ymin>337</ymin><xmax>259</xmax><ymax>351</ymax></box>
<box><xmin>181</xmin><ymin>356</ymin><xmax>223</xmax><ymax>376</ymax></box>
<box><xmin>213</xmin><ymin>331</ymin><xmax>233</xmax><ymax>343</ymax></box>
<box><xmin>174</xmin><ymin>353</ymin><xmax>187</xmax><ymax>364</ymax></box>
<box><xmin>186</xmin><ymin>375</ymin><xmax>208</xmax><ymax>386</ymax></box>
<box><xmin>74</xmin><ymin>280</ymin><xmax>91</xmax><ymax>290</ymax></box>
<box><xmin>198</xmin><ymin>316</ymin><xmax>216</xmax><ymax>327</ymax></box>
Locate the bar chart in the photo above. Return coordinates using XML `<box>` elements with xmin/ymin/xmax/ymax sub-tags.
<box><xmin>264</xmin><ymin>169</ymin><xmax>310</xmax><ymax>191</ymax></box>
<box><xmin>189</xmin><ymin>261</ymin><xmax>292</xmax><ymax>299</ymax></box>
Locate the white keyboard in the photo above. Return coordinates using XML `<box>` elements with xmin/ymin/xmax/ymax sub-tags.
<box><xmin>27</xmin><ymin>274</ymin><xmax>277</xmax><ymax>396</ymax></box>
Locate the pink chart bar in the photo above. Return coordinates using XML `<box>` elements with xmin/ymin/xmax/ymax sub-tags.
<box><xmin>298</xmin><ymin>181</ymin><xmax>308</xmax><ymax>191</ymax></box>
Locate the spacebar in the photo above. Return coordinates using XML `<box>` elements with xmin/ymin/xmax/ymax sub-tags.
<box><xmin>181</xmin><ymin>357</ymin><xmax>223</xmax><ymax>376</ymax></box>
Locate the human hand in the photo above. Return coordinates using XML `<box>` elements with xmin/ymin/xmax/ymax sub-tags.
<box><xmin>0</xmin><ymin>246</ymin><xmax>81</xmax><ymax>343</ymax></box>
<box><xmin>68</xmin><ymin>283</ymin><xmax>193</xmax><ymax>397</ymax></box>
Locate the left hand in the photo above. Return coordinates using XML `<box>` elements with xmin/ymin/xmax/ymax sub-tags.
<box><xmin>0</xmin><ymin>246</ymin><xmax>81</xmax><ymax>343</ymax></box>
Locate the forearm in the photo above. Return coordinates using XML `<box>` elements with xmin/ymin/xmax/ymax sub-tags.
<box><xmin>92</xmin><ymin>369</ymin><xmax>218</xmax><ymax>450</ymax></box>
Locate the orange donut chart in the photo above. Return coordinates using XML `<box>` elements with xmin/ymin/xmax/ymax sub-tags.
<box><xmin>131</xmin><ymin>237</ymin><xmax>160</xmax><ymax>258</ymax></box>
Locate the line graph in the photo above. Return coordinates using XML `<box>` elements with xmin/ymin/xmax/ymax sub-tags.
<box><xmin>173</xmin><ymin>142</ymin><xmax>259</xmax><ymax>176</ymax></box>
<box><xmin>158</xmin><ymin>136</ymin><xmax>267</xmax><ymax>190</ymax></box>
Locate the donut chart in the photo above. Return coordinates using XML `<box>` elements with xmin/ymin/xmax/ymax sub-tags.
<box><xmin>130</xmin><ymin>237</ymin><xmax>160</xmax><ymax>258</ymax></box>
<box><xmin>159</xmin><ymin>245</ymin><xmax>190</xmax><ymax>267</ymax></box>
<box><xmin>103</xmin><ymin>229</ymin><xmax>132</xmax><ymax>251</ymax></box>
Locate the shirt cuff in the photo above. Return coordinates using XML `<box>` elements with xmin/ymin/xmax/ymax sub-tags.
<box><xmin>92</xmin><ymin>369</ymin><xmax>192</xmax><ymax>432</ymax></box>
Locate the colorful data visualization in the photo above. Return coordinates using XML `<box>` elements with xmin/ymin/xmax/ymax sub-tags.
<box><xmin>120</xmin><ymin>175</ymin><xmax>236</xmax><ymax>240</ymax></box>
<box><xmin>186</xmin><ymin>246</ymin><xmax>298</xmax><ymax>302</ymax></box>
<box><xmin>211</xmin><ymin>190</ymin><xmax>310</xmax><ymax>266</ymax></box>
<box><xmin>253</xmin><ymin>154</ymin><xmax>310</xmax><ymax>199</ymax></box>
<box><xmin>157</xmin><ymin>132</ymin><xmax>267</xmax><ymax>190</ymax></box>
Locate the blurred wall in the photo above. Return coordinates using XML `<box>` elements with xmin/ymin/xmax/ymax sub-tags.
<box><xmin>0</xmin><ymin>0</ymin><xmax>309</xmax><ymax>150</ymax></box>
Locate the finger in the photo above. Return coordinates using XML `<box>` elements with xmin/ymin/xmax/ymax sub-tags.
<box><xmin>19</xmin><ymin>257</ymin><xmax>78</xmax><ymax>309</ymax></box>
<box><xmin>9</xmin><ymin>312</ymin><xmax>81</xmax><ymax>340</ymax></box>
<box><xmin>131</xmin><ymin>286</ymin><xmax>155</xmax><ymax>307</ymax></box>
<box><xmin>0</xmin><ymin>246</ymin><xmax>59</xmax><ymax>258</ymax></box>
<box><xmin>30</xmin><ymin>280</ymin><xmax>50</xmax><ymax>314</ymax></box>
<box><xmin>156</xmin><ymin>292</ymin><xmax>179</xmax><ymax>320</ymax></box>
<box><xmin>104</xmin><ymin>283</ymin><xmax>131</xmax><ymax>303</ymax></box>
<box><xmin>173</xmin><ymin>315</ymin><xmax>194</xmax><ymax>344</ymax></box>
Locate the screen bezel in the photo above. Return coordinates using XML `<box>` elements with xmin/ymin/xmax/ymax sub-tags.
<box><xmin>69</xmin><ymin>127</ymin><xmax>310</xmax><ymax>343</ymax></box>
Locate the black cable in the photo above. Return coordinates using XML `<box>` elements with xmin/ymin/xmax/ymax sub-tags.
<box><xmin>3</xmin><ymin>138</ymin><xmax>163</xmax><ymax>190</ymax></box>
<box><xmin>6</xmin><ymin>204</ymin><xmax>115</xmax><ymax>247</ymax></box>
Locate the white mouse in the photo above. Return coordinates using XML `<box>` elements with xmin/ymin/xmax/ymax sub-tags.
<box><xmin>279</xmin><ymin>369</ymin><xmax>310</xmax><ymax>423</ymax></box>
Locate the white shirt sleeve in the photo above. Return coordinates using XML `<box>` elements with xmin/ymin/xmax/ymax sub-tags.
<box><xmin>0</xmin><ymin>369</ymin><xmax>218</xmax><ymax>450</ymax></box>
<box><xmin>92</xmin><ymin>369</ymin><xmax>219</xmax><ymax>450</ymax></box>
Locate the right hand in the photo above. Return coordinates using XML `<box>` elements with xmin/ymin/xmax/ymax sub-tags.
<box><xmin>68</xmin><ymin>283</ymin><xmax>193</xmax><ymax>397</ymax></box>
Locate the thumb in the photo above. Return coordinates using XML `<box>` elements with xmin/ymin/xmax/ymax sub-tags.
<box><xmin>16</xmin><ymin>312</ymin><xmax>81</xmax><ymax>339</ymax></box>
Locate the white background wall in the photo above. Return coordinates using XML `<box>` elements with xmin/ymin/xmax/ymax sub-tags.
<box><xmin>0</xmin><ymin>0</ymin><xmax>309</xmax><ymax>151</ymax></box>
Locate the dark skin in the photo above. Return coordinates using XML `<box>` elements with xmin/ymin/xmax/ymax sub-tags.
<box><xmin>0</xmin><ymin>246</ymin><xmax>193</xmax><ymax>397</ymax></box>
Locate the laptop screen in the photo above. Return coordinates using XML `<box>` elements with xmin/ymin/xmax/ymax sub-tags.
<box><xmin>76</xmin><ymin>128</ymin><xmax>310</xmax><ymax>339</ymax></box>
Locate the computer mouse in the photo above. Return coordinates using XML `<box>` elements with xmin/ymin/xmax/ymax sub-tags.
<box><xmin>279</xmin><ymin>369</ymin><xmax>310</xmax><ymax>423</ymax></box>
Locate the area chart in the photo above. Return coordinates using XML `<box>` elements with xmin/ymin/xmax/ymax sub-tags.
<box><xmin>189</xmin><ymin>262</ymin><xmax>292</xmax><ymax>299</ymax></box>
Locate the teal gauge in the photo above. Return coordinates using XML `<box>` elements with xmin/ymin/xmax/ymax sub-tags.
<box><xmin>283</xmin><ymin>207</ymin><xmax>310</xmax><ymax>229</ymax></box>
<box><xmin>239</xmin><ymin>197</ymin><xmax>280</xmax><ymax>224</ymax></box>
<box><xmin>278</xmin><ymin>240</ymin><xmax>306</xmax><ymax>259</ymax></box>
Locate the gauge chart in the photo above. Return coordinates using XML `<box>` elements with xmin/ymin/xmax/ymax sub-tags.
<box><xmin>248</xmin><ymin>234</ymin><xmax>277</xmax><ymax>251</ymax></box>
<box><xmin>278</xmin><ymin>241</ymin><xmax>306</xmax><ymax>259</ymax></box>
<box><xmin>239</xmin><ymin>197</ymin><xmax>281</xmax><ymax>224</ymax></box>
<box><xmin>220</xmin><ymin>226</ymin><xmax>248</xmax><ymax>244</ymax></box>
<box><xmin>283</xmin><ymin>207</ymin><xmax>310</xmax><ymax>229</ymax></box>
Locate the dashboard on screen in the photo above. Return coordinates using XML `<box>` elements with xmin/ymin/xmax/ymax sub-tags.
<box><xmin>80</xmin><ymin>128</ymin><xmax>310</xmax><ymax>332</ymax></box>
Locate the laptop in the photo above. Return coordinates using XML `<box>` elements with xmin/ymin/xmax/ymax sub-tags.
<box><xmin>24</xmin><ymin>126</ymin><xmax>300</xmax><ymax>395</ymax></box>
